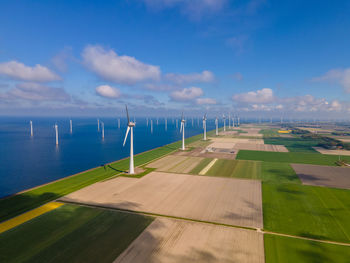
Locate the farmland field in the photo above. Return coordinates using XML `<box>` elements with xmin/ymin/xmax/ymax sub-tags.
<box><xmin>264</xmin><ymin>234</ymin><xmax>350</xmax><ymax>263</ymax></box>
<box><xmin>61</xmin><ymin>172</ymin><xmax>263</xmax><ymax>228</ymax></box>
<box><xmin>263</xmin><ymin>182</ymin><xmax>350</xmax><ymax>243</ymax></box>
<box><xmin>202</xmin><ymin>159</ymin><xmax>300</xmax><ymax>184</ymax></box>
<box><xmin>263</xmin><ymin>136</ymin><xmax>320</xmax><ymax>152</ymax></box>
<box><xmin>237</xmin><ymin>150</ymin><xmax>350</xmax><ymax>166</ymax></box>
<box><xmin>292</xmin><ymin>163</ymin><xmax>350</xmax><ymax>189</ymax></box>
<box><xmin>115</xmin><ymin>218</ymin><xmax>264</xmax><ymax>263</ymax></box>
<box><xmin>0</xmin><ymin>204</ymin><xmax>153</xmax><ymax>263</ymax></box>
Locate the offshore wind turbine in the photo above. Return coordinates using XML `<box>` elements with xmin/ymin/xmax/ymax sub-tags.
<box><xmin>69</xmin><ymin>119</ymin><xmax>72</xmax><ymax>134</ymax></box>
<box><xmin>238</xmin><ymin>116</ymin><xmax>240</xmax><ymax>126</ymax></box>
<box><xmin>118</xmin><ymin>118</ymin><xmax>120</xmax><ymax>129</ymax></box>
<box><xmin>215</xmin><ymin>117</ymin><xmax>218</xmax><ymax>136</ymax></box>
<box><xmin>165</xmin><ymin>117</ymin><xmax>167</xmax><ymax>131</ymax></box>
<box><xmin>30</xmin><ymin>120</ymin><xmax>33</xmax><ymax>137</ymax></box>
<box><xmin>232</xmin><ymin>116</ymin><xmax>235</xmax><ymax>128</ymax></box>
<box><xmin>97</xmin><ymin>119</ymin><xmax>100</xmax><ymax>132</ymax></box>
<box><xmin>180</xmin><ymin>112</ymin><xmax>186</xmax><ymax>150</ymax></box>
<box><xmin>176</xmin><ymin>119</ymin><xmax>178</xmax><ymax>129</ymax></box>
<box><xmin>123</xmin><ymin>105</ymin><xmax>135</xmax><ymax>175</ymax></box>
<box><xmin>54</xmin><ymin>123</ymin><xmax>59</xmax><ymax>145</ymax></box>
<box><xmin>151</xmin><ymin>119</ymin><xmax>153</xmax><ymax>133</ymax></box>
<box><xmin>146</xmin><ymin>117</ymin><xmax>149</xmax><ymax>126</ymax></box>
<box><xmin>192</xmin><ymin>117</ymin><xmax>194</xmax><ymax>127</ymax></box>
<box><xmin>203</xmin><ymin>113</ymin><xmax>207</xmax><ymax>140</ymax></box>
<box><xmin>101</xmin><ymin>122</ymin><xmax>105</xmax><ymax>140</ymax></box>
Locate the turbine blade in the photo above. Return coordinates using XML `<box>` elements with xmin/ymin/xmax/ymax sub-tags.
<box><xmin>123</xmin><ymin>126</ymin><xmax>130</xmax><ymax>146</ymax></box>
<box><xmin>180</xmin><ymin>122</ymin><xmax>183</xmax><ymax>133</ymax></box>
<box><xmin>125</xmin><ymin>105</ymin><xmax>130</xmax><ymax>124</ymax></box>
<box><xmin>181</xmin><ymin>111</ymin><xmax>184</xmax><ymax>121</ymax></box>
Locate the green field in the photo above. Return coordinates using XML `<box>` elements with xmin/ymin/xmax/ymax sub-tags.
<box><xmin>263</xmin><ymin>182</ymin><xmax>350</xmax><ymax>243</ymax></box>
<box><xmin>189</xmin><ymin>158</ymin><xmax>213</xmax><ymax>174</ymax></box>
<box><xmin>201</xmin><ymin>159</ymin><xmax>300</xmax><ymax>183</ymax></box>
<box><xmin>237</xmin><ymin>150</ymin><xmax>350</xmax><ymax>166</ymax></box>
<box><xmin>0</xmin><ymin>204</ymin><xmax>153</xmax><ymax>263</ymax></box>
<box><xmin>0</xmin><ymin>133</ymin><xmax>203</xmax><ymax>223</ymax></box>
<box><xmin>264</xmin><ymin>234</ymin><xmax>350</xmax><ymax>263</ymax></box>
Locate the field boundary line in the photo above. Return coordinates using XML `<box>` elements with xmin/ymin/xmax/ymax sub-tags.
<box><xmin>263</xmin><ymin>230</ymin><xmax>350</xmax><ymax>247</ymax></box>
<box><xmin>199</xmin><ymin>158</ymin><xmax>217</xmax><ymax>175</ymax></box>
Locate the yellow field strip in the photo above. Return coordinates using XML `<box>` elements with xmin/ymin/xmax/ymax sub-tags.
<box><xmin>0</xmin><ymin>202</ymin><xmax>64</xmax><ymax>234</ymax></box>
<box><xmin>199</xmin><ymin>158</ymin><xmax>218</xmax><ymax>175</ymax></box>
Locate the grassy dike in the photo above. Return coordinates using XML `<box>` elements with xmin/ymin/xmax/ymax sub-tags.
<box><xmin>0</xmin><ymin>132</ymin><xmax>207</xmax><ymax>223</ymax></box>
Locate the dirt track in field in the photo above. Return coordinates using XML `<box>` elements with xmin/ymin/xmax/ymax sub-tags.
<box><xmin>114</xmin><ymin>218</ymin><xmax>264</xmax><ymax>263</ymax></box>
<box><xmin>146</xmin><ymin>155</ymin><xmax>203</xmax><ymax>173</ymax></box>
<box><xmin>313</xmin><ymin>147</ymin><xmax>350</xmax><ymax>156</ymax></box>
<box><xmin>291</xmin><ymin>163</ymin><xmax>350</xmax><ymax>189</ymax></box>
<box><xmin>61</xmin><ymin>172</ymin><xmax>263</xmax><ymax>228</ymax></box>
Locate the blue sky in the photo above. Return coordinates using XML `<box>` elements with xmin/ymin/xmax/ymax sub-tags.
<box><xmin>0</xmin><ymin>0</ymin><xmax>350</xmax><ymax>118</ymax></box>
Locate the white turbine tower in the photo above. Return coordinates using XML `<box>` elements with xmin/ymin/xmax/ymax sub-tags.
<box><xmin>165</xmin><ymin>117</ymin><xmax>167</xmax><ymax>131</ymax></box>
<box><xmin>151</xmin><ymin>119</ymin><xmax>153</xmax><ymax>133</ymax></box>
<box><xmin>30</xmin><ymin>120</ymin><xmax>33</xmax><ymax>137</ymax></box>
<box><xmin>54</xmin><ymin>123</ymin><xmax>59</xmax><ymax>145</ymax></box>
<box><xmin>180</xmin><ymin>112</ymin><xmax>186</xmax><ymax>150</ymax></box>
<box><xmin>238</xmin><ymin>116</ymin><xmax>240</xmax><ymax>126</ymax></box>
<box><xmin>223</xmin><ymin>115</ymin><xmax>226</xmax><ymax>132</ymax></box>
<box><xmin>228</xmin><ymin>113</ymin><xmax>231</xmax><ymax>129</ymax></box>
<box><xmin>70</xmin><ymin>119</ymin><xmax>73</xmax><ymax>134</ymax></box>
<box><xmin>232</xmin><ymin>116</ymin><xmax>235</xmax><ymax>128</ymax></box>
<box><xmin>176</xmin><ymin>119</ymin><xmax>178</xmax><ymax>129</ymax></box>
<box><xmin>97</xmin><ymin>119</ymin><xmax>100</xmax><ymax>132</ymax></box>
<box><xmin>203</xmin><ymin>114</ymin><xmax>207</xmax><ymax>140</ymax></box>
<box><xmin>118</xmin><ymin>118</ymin><xmax>120</xmax><ymax>129</ymax></box>
<box><xmin>123</xmin><ymin>105</ymin><xmax>135</xmax><ymax>175</ymax></box>
<box><xmin>101</xmin><ymin>122</ymin><xmax>105</xmax><ymax>140</ymax></box>
<box><xmin>215</xmin><ymin>117</ymin><xmax>218</xmax><ymax>136</ymax></box>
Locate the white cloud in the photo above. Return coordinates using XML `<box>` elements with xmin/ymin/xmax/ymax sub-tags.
<box><xmin>196</xmin><ymin>97</ymin><xmax>217</xmax><ymax>105</ymax></box>
<box><xmin>312</xmin><ymin>68</ymin><xmax>350</xmax><ymax>93</ymax></box>
<box><xmin>165</xmin><ymin>70</ymin><xmax>214</xmax><ymax>84</ymax></box>
<box><xmin>96</xmin><ymin>85</ymin><xmax>121</xmax><ymax>99</ymax></box>
<box><xmin>170</xmin><ymin>87</ymin><xmax>203</xmax><ymax>101</ymax></box>
<box><xmin>0</xmin><ymin>82</ymin><xmax>70</xmax><ymax>101</ymax></box>
<box><xmin>82</xmin><ymin>45</ymin><xmax>161</xmax><ymax>85</ymax></box>
<box><xmin>0</xmin><ymin>61</ymin><xmax>60</xmax><ymax>82</ymax></box>
<box><xmin>226</xmin><ymin>35</ymin><xmax>248</xmax><ymax>53</ymax></box>
<box><xmin>233</xmin><ymin>88</ymin><xmax>274</xmax><ymax>104</ymax></box>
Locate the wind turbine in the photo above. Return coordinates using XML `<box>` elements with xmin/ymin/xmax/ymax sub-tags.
<box><xmin>180</xmin><ymin>112</ymin><xmax>186</xmax><ymax>150</ymax></box>
<box><xmin>123</xmin><ymin>105</ymin><xmax>135</xmax><ymax>175</ymax></box>
<box><xmin>238</xmin><ymin>116</ymin><xmax>240</xmax><ymax>126</ymax></box>
<box><xmin>30</xmin><ymin>120</ymin><xmax>33</xmax><ymax>137</ymax></box>
<box><xmin>203</xmin><ymin>113</ymin><xmax>207</xmax><ymax>140</ymax></box>
<box><xmin>54</xmin><ymin>123</ymin><xmax>59</xmax><ymax>145</ymax></box>
<box><xmin>97</xmin><ymin>119</ymin><xmax>100</xmax><ymax>132</ymax></box>
<box><xmin>151</xmin><ymin>119</ymin><xmax>153</xmax><ymax>133</ymax></box>
<box><xmin>215</xmin><ymin>117</ymin><xmax>218</xmax><ymax>136</ymax></box>
<box><xmin>118</xmin><ymin>118</ymin><xmax>120</xmax><ymax>129</ymax></box>
<box><xmin>176</xmin><ymin>119</ymin><xmax>178</xmax><ymax>129</ymax></box>
<box><xmin>70</xmin><ymin>119</ymin><xmax>73</xmax><ymax>134</ymax></box>
<box><xmin>228</xmin><ymin>113</ymin><xmax>231</xmax><ymax>129</ymax></box>
<box><xmin>101</xmin><ymin>122</ymin><xmax>105</xmax><ymax>140</ymax></box>
<box><xmin>232</xmin><ymin>116</ymin><xmax>235</xmax><ymax>128</ymax></box>
<box><xmin>165</xmin><ymin>117</ymin><xmax>167</xmax><ymax>131</ymax></box>
<box><xmin>146</xmin><ymin>117</ymin><xmax>149</xmax><ymax>126</ymax></box>
<box><xmin>223</xmin><ymin>115</ymin><xmax>226</xmax><ymax>132</ymax></box>
<box><xmin>192</xmin><ymin>117</ymin><xmax>194</xmax><ymax>127</ymax></box>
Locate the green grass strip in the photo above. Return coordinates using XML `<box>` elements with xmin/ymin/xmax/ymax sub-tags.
<box><xmin>190</xmin><ymin>158</ymin><xmax>213</xmax><ymax>174</ymax></box>
<box><xmin>237</xmin><ymin>150</ymin><xmax>350</xmax><ymax>166</ymax></box>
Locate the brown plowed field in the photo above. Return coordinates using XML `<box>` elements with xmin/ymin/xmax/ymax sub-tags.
<box><xmin>291</xmin><ymin>163</ymin><xmax>350</xmax><ymax>189</ymax></box>
<box><xmin>146</xmin><ymin>155</ymin><xmax>203</xmax><ymax>173</ymax></box>
<box><xmin>61</xmin><ymin>172</ymin><xmax>263</xmax><ymax>228</ymax></box>
<box><xmin>234</xmin><ymin>143</ymin><xmax>288</xmax><ymax>152</ymax></box>
<box><xmin>114</xmin><ymin>218</ymin><xmax>264</xmax><ymax>263</ymax></box>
